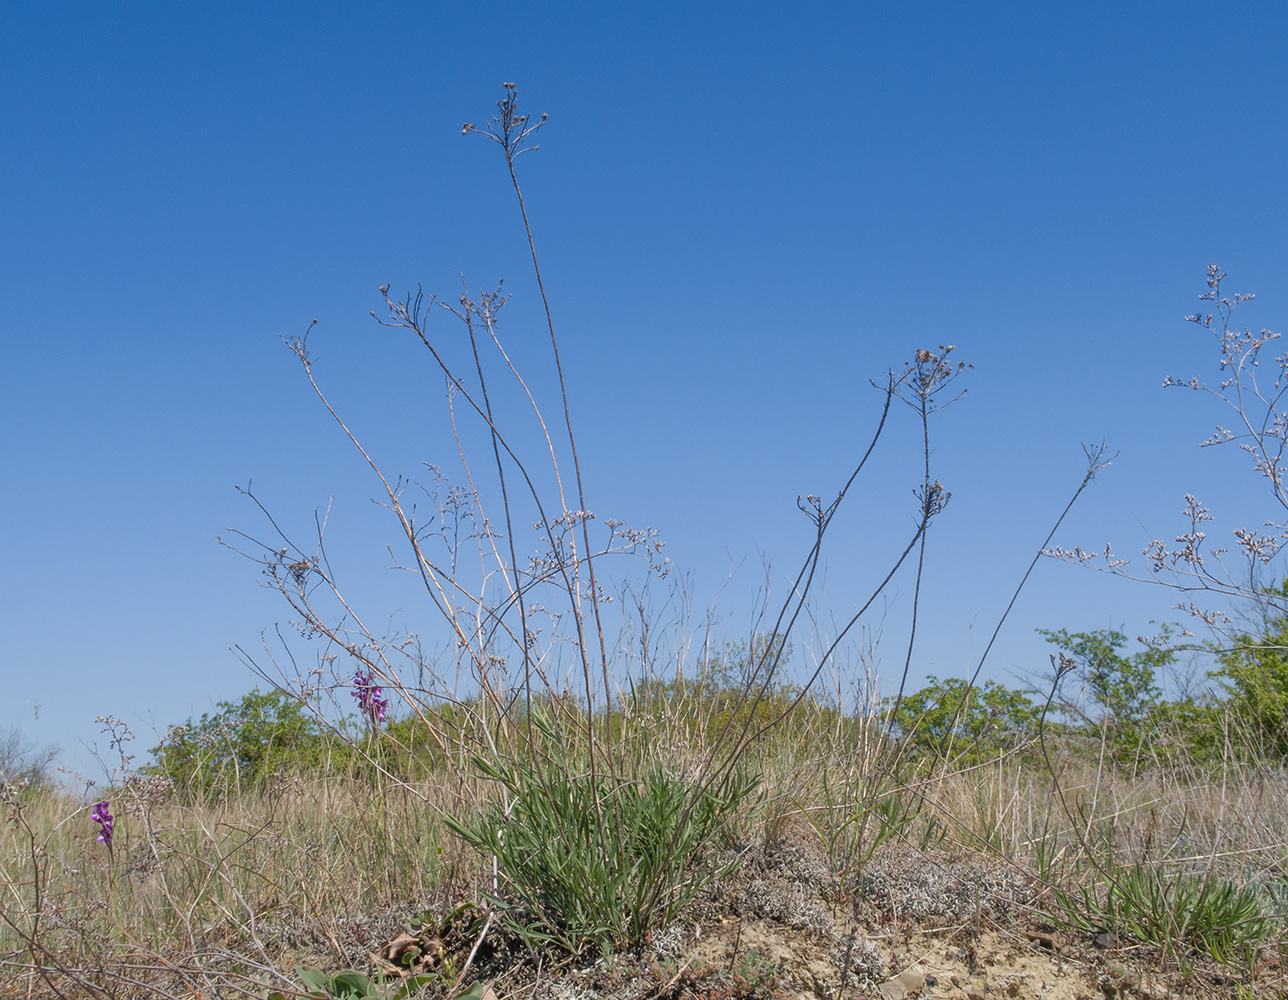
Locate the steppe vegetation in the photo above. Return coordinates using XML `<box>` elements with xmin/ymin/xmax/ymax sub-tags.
<box><xmin>3</xmin><ymin>87</ymin><xmax>1288</xmax><ymax>1000</ymax></box>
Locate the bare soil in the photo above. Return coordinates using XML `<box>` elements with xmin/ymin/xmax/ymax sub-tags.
<box><xmin>435</xmin><ymin>832</ymin><xmax>1282</xmax><ymax>1000</ymax></box>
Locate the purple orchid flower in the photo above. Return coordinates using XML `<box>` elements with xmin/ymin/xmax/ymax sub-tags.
<box><xmin>351</xmin><ymin>668</ymin><xmax>388</xmax><ymax>725</ymax></box>
<box><xmin>90</xmin><ymin>800</ymin><xmax>113</xmax><ymax>847</ymax></box>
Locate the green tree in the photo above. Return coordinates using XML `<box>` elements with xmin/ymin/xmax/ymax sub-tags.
<box><xmin>1038</xmin><ymin>628</ymin><xmax>1169</xmax><ymax>726</ymax></box>
<box><xmin>889</xmin><ymin>676</ymin><xmax>1042</xmax><ymax>764</ymax></box>
<box><xmin>147</xmin><ymin>688</ymin><xmax>334</xmax><ymax>796</ymax></box>
<box><xmin>1213</xmin><ymin>587</ymin><xmax>1288</xmax><ymax>759</ymax></box>
<box><xmin>1037</xmin><ymin>627</ymin><xmax>1174</xmax><ymax>764</ymax></box>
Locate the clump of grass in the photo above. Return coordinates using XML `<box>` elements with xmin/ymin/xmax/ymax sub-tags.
<box><xmin>1052</xmin><ymin>863</ymin><xmax>1277</xmax><ymax>966</ymax></box>
<box><xmin>446</xmin><ymin>715</ymin><xmax>761</xmax><ymax>957</ymax></box>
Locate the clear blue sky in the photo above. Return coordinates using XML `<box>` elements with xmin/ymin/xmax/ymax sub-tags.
<box><xmin>4</xmin><ymin>3</ymin><xmax>1286</xmax><ymax>777</ymax></box>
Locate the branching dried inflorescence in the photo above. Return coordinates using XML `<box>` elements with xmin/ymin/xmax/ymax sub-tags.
<box><xmin>461</xmin><ymin>82</ymin><xmax>547</xmax><ymax>158</ymax></box>
<box><xmin>1047</xmin><ymin>265</ymin><xmax>1288</xmax><ymax>634</ymax></box>
<box><xmin>224</xmin><ymin>86</ymin><xmax>686</xmax><ymax>801</ymax></box>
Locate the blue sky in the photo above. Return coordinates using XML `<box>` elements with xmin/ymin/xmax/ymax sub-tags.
<box><xmin>4</xmin><ymin>3</ymin><xmax>1287</xmax><ymax>777</ymax></box>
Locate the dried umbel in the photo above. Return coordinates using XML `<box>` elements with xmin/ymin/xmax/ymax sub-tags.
<box><xmin>461</xmin><ymin>81</ymin><xmax>548</xmax><ymax>158</ymax></box>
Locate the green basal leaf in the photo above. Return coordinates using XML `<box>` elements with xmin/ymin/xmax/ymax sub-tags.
<box><xmin>298</xmin><ymin>967</ymin><xmax>333</xmax><ymax>992</ymax></box>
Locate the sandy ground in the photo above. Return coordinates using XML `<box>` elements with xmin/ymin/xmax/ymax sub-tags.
<box><xmin>450</xmin><ymin>835</ymin><xmax>1279</xmax><ymax>999</ymax></box>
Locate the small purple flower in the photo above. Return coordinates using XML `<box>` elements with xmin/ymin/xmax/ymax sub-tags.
<box><xmin>351</xmin><ymin>668</ymin><xmax>388</xmax><ymax>725</ymax></box>
<box><xmin>90</xmin><ymin>800</ymin><xmax>113</xmax><ymax>847</ymax></box>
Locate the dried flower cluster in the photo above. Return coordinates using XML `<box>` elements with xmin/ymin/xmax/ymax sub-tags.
<box><xmin>1047</xmin><ymin>266</ymin><xmax>1288</xmax><ymax>634</ymax></box>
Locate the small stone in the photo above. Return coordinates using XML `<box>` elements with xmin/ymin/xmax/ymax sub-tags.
<box><xmin>1026</xmin><ymin>931</ymin><xmax>1057</xmax><ymax>951</ymax></box>
<box><xmin>877</xmin><ymin>982</ymin><xmax>908</xmax><ymax>1000</ymax></box>
<box><xmin>896</xmin><ymin>970</ymin><xmax>925</xmax><ymax>992</ymax></box>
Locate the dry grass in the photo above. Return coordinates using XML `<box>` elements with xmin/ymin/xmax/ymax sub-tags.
<box><xmin>4</xmin><ymin>708</ymin><xmax>1287</xmax><ymax>999</ymax></box>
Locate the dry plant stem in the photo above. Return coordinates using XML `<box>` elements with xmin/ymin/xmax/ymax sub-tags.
<box><xmin>731</xmin><ymin>377</ymin><xmax>900</xmax><ymax>743</ymax></box>
<box><xmin>450</xmin><ymin>288</ymin><xmax>606</xmax><ymax>726</ymax></box>
<box><xmin>503</xmin><ymin>110</ymin><xmax>617</xmax><ymax>779</ymax></box>
<box><xmin>455</xmin><ymin>290</ymin><xmax>535</xmax><ymax>724</ymax></box>
<box><xmin>283</xmin><ymin>336</ymin><xmax>478</xmax><ymax>660</ymax></box>
<box><xmin>886</xmin><ymin>349</ymin><xmax>969</xmax><ymax>733</ymax></box>
<box><xmin>692</xmin><ymin>375</ymin><xmax>898</xmax><ymax>784</ymax></box>
<box><xmin>274</xmin><ymin>303</ymin><xmax>639</xmax><ymax>772</ymax></box>
<box><xmin>451</xmin><ymin>302</ymin><xmax>576</xmax><ymax>722</ymax></box>
<box><xmin>729</xmin><ymin>349</ymin><xmax>967</xmax><ymax>764</ymax></box>
<box><xmin>942</xmin><ymin>441</ymin><xmax>1115</xmax><ymax>760</ymax></box>
<box><xmin>1183</xmin><ymin>266</ymin><xmax>1288</xmax><ymax>513</ymax></box>
<box><xmin>638</xmin><ymin>368</ymin><xmax>930</xmax><ymax>929</ymax></box>
<box><xmin>724</xmin><ymin>348</ymin><xmax>970</xmax><ymax>790</ymax></box>
<box><xmin>1035</xmin><ymin>654</ymin><xmax>1127</xmax><ymax>902</ymax></box>
<box><xmin>375</xmin><ymin>294</ymin><xmax>602</xmax><ymax>701</ymax></box>
<box><xmin>446</xmin><ymin>367</ymin><xmax>513</xmax><ymax>597</ymax></box>
<box><xmin>1049</xmin><ymin>267</ymin><xmax>1288</xmax><ymax>638</ymax></box>
<box><xmin>392</xmin><ymin>337</ymin><xmax>612</xmax><ymax>835</ymax></box>
<box><xmin>850</xmin><ymin>443</ymin><xmax>1114</xmax><ymax>868</ymax></box>
<box><xmin>226</xmin><ymin>493</ymin><xmax>466</xmax><ymax>787</ymax></box>
<box><xmin>464</xmin><ymin>84</ymin><xmax>617</xmax><ymax>777</ymax></box>
<box><xmin>452</xmin><ymin>909</ymin><xmax>495</xmax><ymax>992</ymax></box>
<box><xmin>890</xmin><ymin>494</ymin><xmax>932</xmax><ymax>730</ymax></box>
<box><xmin>379</xmin><ymin>341</ymin><xmax>567</xmax><ymax>677</ymax></box>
